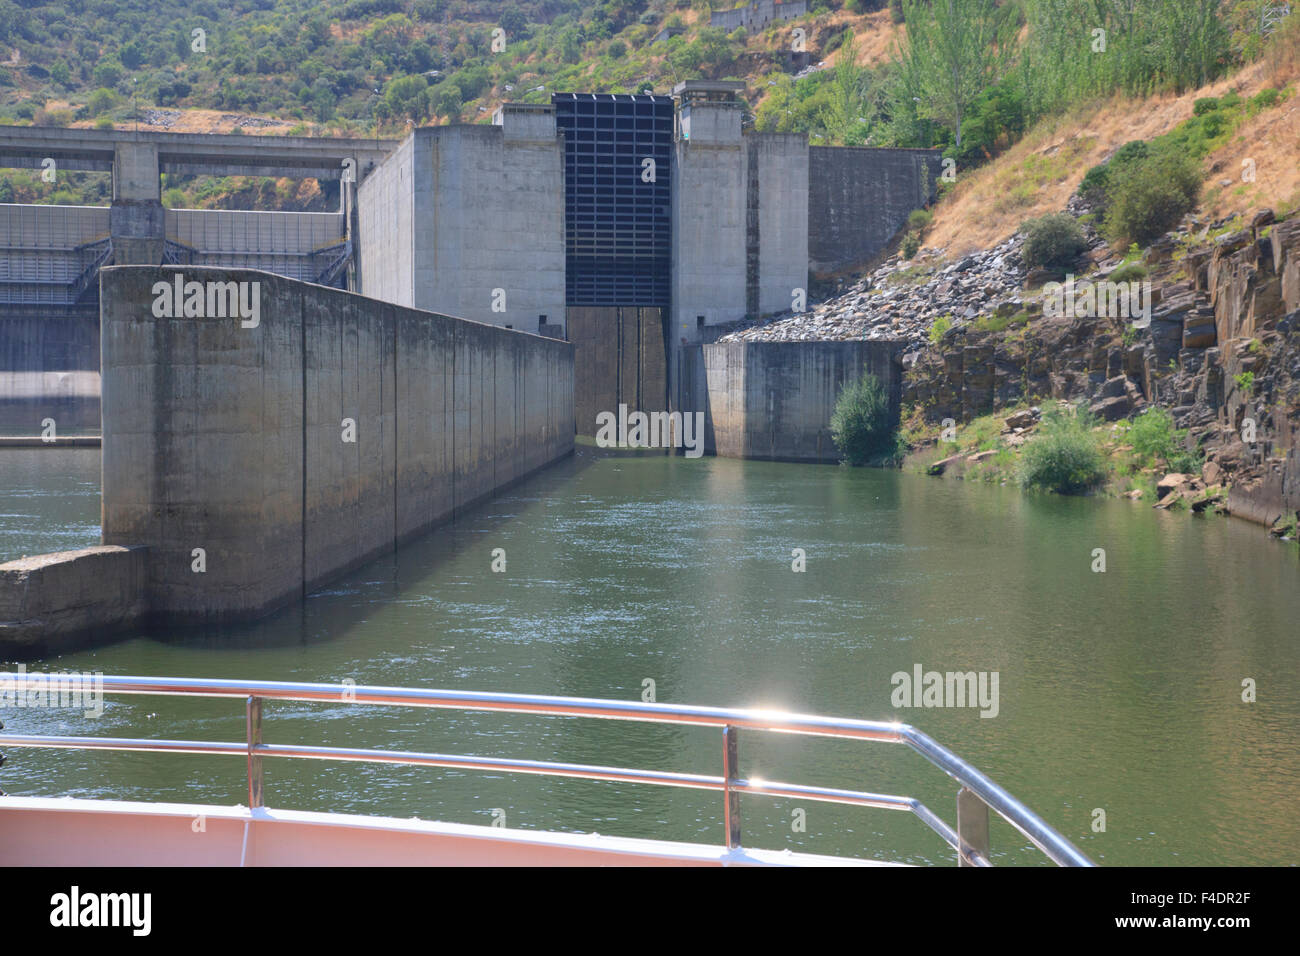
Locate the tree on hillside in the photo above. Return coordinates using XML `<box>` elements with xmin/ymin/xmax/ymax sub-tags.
<box><xmin>820</xmin><ymin>30</ymin><xmax>875</xmax><ymax>145</ymax></box>
<box><xmin>499</xmin><ymin>5</ymin><xmax>529</xmax><ymax>40</ymax></box>
<box><xmin>755</xmin><ymin>73</ymin><xmax>799</xmax><ymax>132</ymax></box>
<box><xmin>900</xmin><ymin>0</ymin><xmax>1016</xmax><ymax>148</ymax></box>
<box><xmin>1022</xmin><ymin>0</ymin><xmax>1230</xmax><ymax>116</ymax></box>
<box><xmin>383</xmin><ymin>74</ymin><xmax>431</xmax><ymax>123</ymax></box>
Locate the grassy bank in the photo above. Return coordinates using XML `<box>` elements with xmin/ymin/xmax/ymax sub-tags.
<box><xmin>900</xmin><ymin>402</ymin><xmax>1234</xmax><ymax>515</ymax></box>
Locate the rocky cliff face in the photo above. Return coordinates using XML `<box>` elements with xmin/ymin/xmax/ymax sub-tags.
<box><xmin>902</xmin><ymin>210</ymin><xmax>1300</xmax><ymax>530</ymax></box>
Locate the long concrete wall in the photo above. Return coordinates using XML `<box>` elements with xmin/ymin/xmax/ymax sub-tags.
<box><xmin>702</xmin><ymin>340</ymin><xmax>902</xmax><ymax>462</ymax></box>
<box><xmin>99</xmin><ymin>265</ymin><xmax>573</xmax><ymax>625</ymax></box>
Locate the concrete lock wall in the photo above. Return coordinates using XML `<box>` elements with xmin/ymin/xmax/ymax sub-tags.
<box><xmin>703</xmin><ymin>340</ymin><xmax>901</xmax><ymax>462</ymax></box>
<box><xmin>752</xmin><ymin>133</ymin><xmax>809</xmax><ymax>316</ymax></box>
<box><xmin>423</xmin><ymin>124</ymin><xmax>566</xmax><ymax>335</ymax></box>
<box><xmin>673</xmin><ymin>103</ymin><xmax>747</xmax><ymax>341</ymax></box>
<box><xmin>807</xmin><ymin>146</ymin><xmax>943</xmax><ymax>278</ymax></box>
<box><xmin>99</xmin><ymin>265</ymin><xmax>573</xmax><ymax>625</ymax></box>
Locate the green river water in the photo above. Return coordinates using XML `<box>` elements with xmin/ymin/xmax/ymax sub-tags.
<box><xmin>1</xmin><ymin>445</ymin><xmax>1297</xmax><ymax>866</ymax></box>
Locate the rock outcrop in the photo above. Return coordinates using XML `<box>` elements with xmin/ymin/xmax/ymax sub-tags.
<box><xmin>720</xmin><ymin>199</ymin><xmax>1300</xmax><ymax>534</ymax></box>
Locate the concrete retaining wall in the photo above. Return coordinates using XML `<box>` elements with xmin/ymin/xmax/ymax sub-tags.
<box><xmin>702</xmin><ymin>340</ymin><xmax>902</xmax><ymax>461</ymax></box>
<box><xmin>0</xmin><ymin>546</ymin><xmax>149</xmax><ymax>655</ymax></box>
<box><xmin>710</xmin><ymin>0</ymin><xmax>807</xmax><ymax>33</ymax></box>
<box><xmin>99</xmin><ymin>265</ymin><xmax>573</xmax><ymax>626</ymax></box>
<box><xmin>807</xmin><ymin>146</ymin><xmax>943</xmax><ymax>277</ymax></box>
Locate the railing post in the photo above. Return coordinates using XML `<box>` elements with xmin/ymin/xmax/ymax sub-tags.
<box><xmin>246</xmin><ymin>696</ymin><xmax>263</xmax><ymax>809</ymax></box>
<box><xmin>956</xmin><ymin>786</ymin><xmax>989</xmax><ymax>867</ymax></box>
<box><xmin>722</xmin><ymin>725</ymin><xmax>740</xmax><ymax>849</ymax></box>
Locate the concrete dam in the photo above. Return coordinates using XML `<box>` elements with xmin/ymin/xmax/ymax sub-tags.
<box><xmin>2</xmin><ymin>82</ymin><xmax>936</xmax><ymax>447</ymax></box>
<box><xmin>0</xmin><ymin>82</ymin><xmax>936</xmax><ymax>648</ymax></box>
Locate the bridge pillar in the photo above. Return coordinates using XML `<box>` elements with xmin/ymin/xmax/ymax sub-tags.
<box><xmin>344</xmin><ymin>154</ymin><xmax>359</xmax><ymax>291</ymax></box>
<box><xmin>110</xmin><ymin>142</ymin><xmax>164</xmax><ymax>265</ymax></box>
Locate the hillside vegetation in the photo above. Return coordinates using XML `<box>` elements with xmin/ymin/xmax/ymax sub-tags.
<box><xmin>1</xmin><ymin>0</ymin><xmax>1294</xmax><ymax>221</ymax></box>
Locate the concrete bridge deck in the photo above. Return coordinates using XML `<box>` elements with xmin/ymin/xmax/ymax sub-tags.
<box><xmin>0</xmin><ymin>125</ymin><xmax>398</xmax><ymax>180</ymax></box>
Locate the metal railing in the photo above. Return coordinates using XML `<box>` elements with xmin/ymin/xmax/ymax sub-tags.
<box><xmin>0</xmin><ymin>674</ymin><xmax>1094</xmax><ymax>867</ymax></box>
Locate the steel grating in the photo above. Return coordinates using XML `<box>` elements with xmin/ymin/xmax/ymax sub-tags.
<box><xmin>553</xmin><ymin>93</ymin><xmax>673</xmax><ymax>309</ymax></box>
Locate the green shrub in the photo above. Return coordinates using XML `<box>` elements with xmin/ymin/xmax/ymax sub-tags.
<box><xmin>1021</xmin><ymin>213</ymin><xmax>1088</xmax><ymax>269</ymax></box>
<box><xmin>1019</xmin><ymin>409</ymin><xmax>1107</xmax><ymax>494</ymax></box>
<box><xmin>1079</xmin><ymin>140</ymin><xmax>1151</xmax><ymax>210</ymax></box>
<box><xmin>974</xmin><ymin>311</ymin><xmax>1030</xmax><ymax>333</ymax></box>
<box><xmin>1192</xmin><ymin>97</ymin><xmax>1219</xmax><ymax>115</ymax></box>
<box><xmin>907</xmin><ymin>208</ymin><xmax>933</xmax><ymax>232</ymax></box>
<box><xmin>831</xmin><ymin>372</ymin><xmax>896</xmax><ymax>465</ymax></box>
<box><xmin>1109</xmin><ymin>261</ymin><xmax>1148</xmax><ymax>283</ymax></box>
<box><xmin>1078</xmin><ymin>163</ymin><xmax>1109</xmax><ymax>205</ymax></box>
<box><xmin>928</xmin><ymin>314</ymin><xmax>952</xmax><ymax>345</ymax></box>
<box><xmin>87</xmin><ymin>87</ymin><xmax>119</xmax><ymax>116</ymax></box>
<box><xmin>1198</xmin><ymin>110</ymin><xmax>1227</xmax><ymax>139</ymax></box>
<box><xmin>1126</xmin><ymin>407</ymin><xmax>1198</xmax><ymax>473</ymax></box>
<box><xmin>1103</xmin><ymin>148</ymin><xmax>1201</xmax><ymax>245</ymax></box>
<box><xmin>901</xmin><ymin>231</ymin><xmax>920</xmax><ymax>259</ymax></box>
<box><xmin>1234</xmin><ymin>370</ymin><xmax>1254</xmax><ymax>395</ymax></box>
<box><xmin>1251</xmin><ymin>88</ymin><xmax>1281</xmax><ymax>111</ymax></box>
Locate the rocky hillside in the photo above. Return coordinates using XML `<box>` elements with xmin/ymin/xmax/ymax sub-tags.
<box><xmin>902</xmin><ymin>208</ymin><xmax>1299</xmax><ymax>524</ymax></box>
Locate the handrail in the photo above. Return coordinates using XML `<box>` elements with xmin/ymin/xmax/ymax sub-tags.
<box><xmin>0</xmin><ymin>674</ymin><xmax>1094</xmax><ymax>867</ymax></box>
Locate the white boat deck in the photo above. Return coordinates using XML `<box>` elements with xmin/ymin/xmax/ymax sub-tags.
<box><xmin>0</xmin><ymin>796</ymin><xmax>900</xmax><ymax>867</ymax></box>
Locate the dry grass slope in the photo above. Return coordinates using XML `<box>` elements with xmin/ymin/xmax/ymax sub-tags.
<box><xmin>926</xmin><ymin>56</ymin><xmax>1300</xmax><ymax>258</ymax></box>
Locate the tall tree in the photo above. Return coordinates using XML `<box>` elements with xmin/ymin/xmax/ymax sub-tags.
<box><xmin>900</xmin><ymin>0</ymin><xmax>1017</xmax><ymax>148</ymax></box>
<box><xmin>821</xmin><ymin>30</ymin><xmax>872</xmax><ymax>145</ymax></box>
